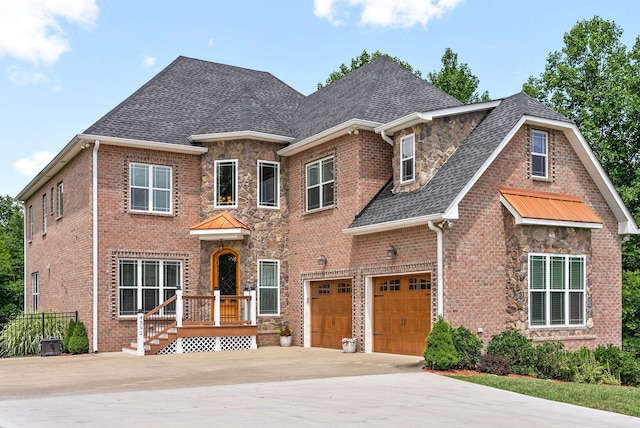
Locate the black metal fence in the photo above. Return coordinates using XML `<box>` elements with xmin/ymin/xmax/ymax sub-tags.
<box><xmin>10</xmin><ymin>311</ymin><xmax>78</xmax><ymax>339</ymax></box>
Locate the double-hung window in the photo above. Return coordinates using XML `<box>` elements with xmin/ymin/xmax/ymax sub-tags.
<box><xmin>529</xmin><ymin>254</ymin><xmax>585</xmax><ymax>327</ymax></box>
<box><xmin>42</xmin><ymin>194</ymin><xmax>47</xmax><ymax>234</ymax></box>
<box><xmin>130</xmin><ymin>163</ymin><xmax>172</xmax><ymax>213</ymax></box>
<box><xmin>118</xmin><ymin>259</ymin><xmax>181</xmax><ymax>316</ymax></box>
<box><xmin>258</xmin><ymin>161</ymin><xmax>279</xmax><ymax>208</ymax></box>
<box><xmin>28</xmin><ymin>205</ymin><xmax>33</xmax><ymax>241</ymax></box>
<box><xmin>32</xmin><ymin>272</ymin><xmax>39</xmax><ymax>310</ymax></box>
<box><xmin>56</xmin><ymin>182</ymin><xmax>64</xmax><ymax>218</ymax></box>
<box><xmin>531</xmin><ymin>130</ymin><xmax>548</xmax><ymax>178</ymax></box>
<box><xmin>258</xmin><ymin>260</ymin><xmax>280</xmax><ymax>315</ymax></box>
<box><xmin>306</xmin><ymin>156</ymin><xmax>334</xmax><ymax>211</ymax></box>
<box><xmin>215</xmin><ymin>160</ymin><xmax>238</xmax><ymax>208</ymax></box>
<box><xmin>400</xmin><ymin>134</ymin><xmax>415</xmax><ymax>183</ymax></box>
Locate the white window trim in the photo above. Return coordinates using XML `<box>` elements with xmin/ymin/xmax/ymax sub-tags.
<box><xmin>28</xmin><ymin>205</ymin><xmax>33</xmax><ymax>241</ymax></box>
<box><xmin>305</xmin><ymin>155</ymin><xmax>335</xmax><ymax>212</ymax></box>
<box><xmin>32</xmin><ymin>272</ymin><xmax>39</xmax><ymax>310</ymax></box>
<box><xmin>56</xmin><ymin>182</ymin><xmax>64</xmax><ymax>218</ymax></box>
<box><xmin>42</xmin><ymin>194</ymin><xmax>47</xmax><ymax>234</ymax></box>
<box><xmin>528</xmin><ymin>253</ymin><xmax>586</xmax><ymax>328</ymax></box>
<box><xmin>257</xmin><ymin>259</ymin><xmax>280</xmax><ymax>316</ymax></box>
<box><xmin>117</xmin><ymin>259</ymin><xmax>182</xmax><ymax>317</ymax></box>
<box><xmin>531</xmin><ymin>130</ymin><xmax>548</xmax><ymax>179</ymax></box>
<box><xmin>257</xmin><ymin>160</ymin><xmax>280</xmax><ymax>209</ymax></box>
<box><xmin>129</xmin><ymin>163</ymin><xmax>173</xmax><ymax>214</ymax></box>
<box><xmin>214</xmin><ymin>159</ymin><xmax>239</xmax><ymax>209</ymax></box>
<box><xmin>400</xmin><ymin>133</ymin><xmax>416</xmax><ymax>184</ymax></box>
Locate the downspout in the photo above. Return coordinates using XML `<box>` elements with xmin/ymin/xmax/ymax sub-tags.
<box><xmin>380</xmin><ymin>129</ymin><xmax>394</xmax><ymax>146</ymax></box>
<box><xmin>92</xmin><ymin>140</ymin><xmax>100</xmax><ymax>352</ymax></box>
<box><xmin>427</xmin><ymin>221</ymin><xmax>444</xmax><ymax>317</ymax></box>
<box><xmin>22</xmin><ymin>202</ymin><xmax>27</xmax><ymax>312</ymax></box>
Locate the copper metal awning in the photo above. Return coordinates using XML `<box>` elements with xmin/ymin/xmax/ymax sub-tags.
<box><xmin>189</xmin><ymin>211</ymin><xmax>251</xmax><ymax>240</ymax></box>
<box><xmin>499</xmin><ymin>187</ymin><xmax>603</xmax><ymax>228</ymax></box>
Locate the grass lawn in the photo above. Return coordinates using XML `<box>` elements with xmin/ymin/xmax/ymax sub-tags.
<box><xmin>449</xmin><ymin>375</ymin><xmax>640</xmax><ymax>417</ymax></box>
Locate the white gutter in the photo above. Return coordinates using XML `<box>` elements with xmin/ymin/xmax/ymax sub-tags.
<box><xmin>277</xmin><ymin>119</ymin><xmax>381</xmax><ymax>156</ymax></box>
<box><xmin>428</xmin><ymin>221</ymin><xmax>444</xmax><ymax>317</ymax></box>
<box><xmin>343</xmin><ymin>213</ymin><xmax>447</xmax><ymax>236</ymax></box>
<box><xmin>190</xmin><ymin>130</ymin><xmax>294</xmax><ymax>144</ymax></box>
<box><xmin>92</xmin><ymin>140</ymin><xmax>100</xmax><ymax>352</ymax></box>
<box><xmin>77</xmin><ymin>134</ymin><xmax>208</xmax><ymax>155</ymax></box>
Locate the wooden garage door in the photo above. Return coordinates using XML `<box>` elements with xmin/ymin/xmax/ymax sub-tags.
<box><xmin>373</xmin><ymin>274</ymin><xmax>431</xmax><ymax>356</ymax></box>
<box><xmin>311</xmin><ymin>280</ymin><xmax>352</xmax><ymax>349</ymax></box>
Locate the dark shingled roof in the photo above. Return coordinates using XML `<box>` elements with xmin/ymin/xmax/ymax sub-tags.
<box><xmin>348</xmin><ymin>92</ymin><xmax>572</xmax><ymax>229</ymax></box>
<box><xmin>84</xmin><ymin>56</ymin><xmax>304</xmax><ymax>144</ymax></box>
<box><xmin>289</xmin><ymin>56</ymin><xmax>461</xmax><ymax>141</ymax></box>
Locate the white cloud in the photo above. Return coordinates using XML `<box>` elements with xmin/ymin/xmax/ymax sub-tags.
<box><xmin>142</xmin><ymin>55</ymin><xmax>156</xmax><ymax>68</ymax></box>
<box><xmin>7</xmin><ymin>65</ymin><xmax>50</xmax><ymax>86</ymax></box>
<box><xmin>209</xmin><ymin>38</ymin><xmax>214</xmax><ymax>47</ymax></box>
<box><xmin>13</xmin><ymin>151</ymin><xmax>56</xmax><ymax>177</ymax></box>
<box><xmin>0</xmin><ymin>0</ymin><xmax>99</xmax><ymax>66</ymax></box>
<box><xmin>313</xmin><ymin>0</ymin><xmax>464</xmax><ymax>28</ymax></box>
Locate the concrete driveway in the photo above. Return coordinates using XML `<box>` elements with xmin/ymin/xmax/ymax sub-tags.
<box><xmin>0</xmin><ymin>347</ymin><xmax>637</xmax><ymax>427</ymax></box>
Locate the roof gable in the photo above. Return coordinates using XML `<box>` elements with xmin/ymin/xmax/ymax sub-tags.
<box><xmin>84</xmin><ymin>56</ymin><xmax>304</xmax><ymax>145</ymax></box>
<box><xmin>288</xmin><ymin>57</ymin><xmax>462</xmax><ymax>143</ymax></box>
<box><xmin>347</xmin><ymin>93</ymin><xmax>637</xmax><ymax>235</ymax></box>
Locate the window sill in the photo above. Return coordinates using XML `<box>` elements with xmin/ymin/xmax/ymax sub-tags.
<box><xmin>129</xmin><ymin>210</ymin><xmax>175</xmax><ymax>217</ymax></box>
<box><xmin>531</xmin><ymin>176</ymin><xmax>552</xmax><ymax>183</ymax></box>
<box><xmin>304</xmin><ymin>205</ymin><xmax>335</xmax><ymax>215</ymax></box>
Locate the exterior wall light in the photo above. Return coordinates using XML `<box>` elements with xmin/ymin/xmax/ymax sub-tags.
<box><xmin>317</xmin><ymin>255</ymin><xmax>327</xmax><ymax>268</ymax></box>
<box><xmin>385</xmin><ymin>245</ymin><xmax>398</xmax><ymax>260</ymax></box>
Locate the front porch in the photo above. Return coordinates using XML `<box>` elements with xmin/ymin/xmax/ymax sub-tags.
<box><xmin>123</xmin><ymin>288</ymin><xmax>258</xmax><ymax>355</ymax></box>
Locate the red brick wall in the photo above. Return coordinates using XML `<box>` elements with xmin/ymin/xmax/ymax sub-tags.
<box><xmin>95</xmin><ymin>144</ymin><xmax>202</xmax><ymax>351</ymax></box>
<box><xmin>24</xmin><ymin>147</ymin><xmax>94</xmax><ymax>338</ymax></box>
<box><xmin>444</xmin><ymin>126</ymin><xmax>622</xmax><ymax>349</ymax></box>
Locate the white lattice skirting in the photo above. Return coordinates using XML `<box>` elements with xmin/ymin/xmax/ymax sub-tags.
<box><xmin>157</xmin><ymin>335</ymin><xmax>256</xmax><ymax>355</ymax></box>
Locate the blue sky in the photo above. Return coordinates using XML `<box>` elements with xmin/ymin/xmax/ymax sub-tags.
<box><xmin>2</xmin><ymin>0</ymin><xmax>640</xmax><ymax>198</ymax></box>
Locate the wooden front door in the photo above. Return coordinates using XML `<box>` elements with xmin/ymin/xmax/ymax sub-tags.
<box><xmin>213</xmin><ymin>250</ymin><xmax>241</xmax><ymax>323</ymax></box>
<box><xmin>373</xmin><ymin>274</ymin><xmax>431</xmax><ymax>356</ymax></box>
<box><xmin>310</xmin><ymin>280</ymin><xmax>352</xmax><ymax>349</ymax></box>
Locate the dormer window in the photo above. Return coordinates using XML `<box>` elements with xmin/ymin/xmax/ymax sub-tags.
<box><xmin>531</xmin><ymin>130</ymin><xmax>548</xmax><ymax>178</ymax></box>
<box><xmin>400</xmin><ymin>134</ymin><xmax>415</xmax><ymax>183</ymax></box>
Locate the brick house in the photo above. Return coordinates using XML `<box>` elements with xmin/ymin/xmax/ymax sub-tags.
<box><xmin>17</xmin><ymin>56</ymin><xmax>637</xmax><ymax>355</ymax></box>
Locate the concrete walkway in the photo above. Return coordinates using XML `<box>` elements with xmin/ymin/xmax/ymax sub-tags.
<box><xmin>0</xmin><ymin>347</ymin><xmax>637</xmax><ymax>427</ymax></box>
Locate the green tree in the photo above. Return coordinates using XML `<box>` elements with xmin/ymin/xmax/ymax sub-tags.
<box><xmin>622</xmin><ymin>270</ymin><xmax>640</xmax><ymax>355</ymax></box>
<box><xmin>317</xmin><ymin>50</ymin><xmax>422</xmax><ymax>89</ymax></box>
<box><xmin>426</xmin><ymin>48</ymin><xmax>490</xmax><ymax>103</ymax></box>
<box><xmin>0</xmin><ymin>195</ymin><xmax>23</xmax><ymax>325</ymax></box>
<box><xmin>523</xmin><ymin>16</ymin><xmax>640</xmax><ymax>270</ymax></box>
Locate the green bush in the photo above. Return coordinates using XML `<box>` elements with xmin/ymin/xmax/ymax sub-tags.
<box><xmin>477</xmin><ymin>354</ymin><xmax>510</xmax><ymax>375</ymax></box>
<box><xmin>570</xmin><ymin>348</ymin><xmax>620</xmax><ymax>385</ymax></box>
<box><xmin>67</xmin><ymin>321</ymin><xmax>89</xmax><ymax>354</ymax></box>
<box><xmin>62</xmin><ymin>319</ymin><xmax>77</xmax><ymax>353</ymax></box>
<box><xmin>423</xmin><ymin>318</ymin><xmax>459</xmax><ymax>370</ymax></box>
<box><xmin>451</xmin><ymin>325</ymin><xmax>483</xmax><ymax>370</ymax></box>
<box><xmin>0</xmin><ymin>312</ymin><xmax>66</xmax><ymax>357</ymax></box>
<box><xmin>533</xmin><ymin>342</ymin><xmax>574</xmax><ymax>381</ymax></box>
<box><xmin>594</xmin><ymin>344</ymin><xmax>640</xmax><ymax>387</ymax></box>
<box><xmin>486</xmin><ymin>329</ymin><xmax>535</xmax><ymax>375</ymax></box>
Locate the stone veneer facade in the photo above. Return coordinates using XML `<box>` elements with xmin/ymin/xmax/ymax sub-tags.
<box><xmin>199</xmin><ymin>139</ymin><xmax>289</xmax><ymax>345</ymax></box>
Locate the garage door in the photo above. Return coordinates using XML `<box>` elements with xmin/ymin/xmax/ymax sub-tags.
<box><xmin>311</xmin><ymin>280</ymin><xmax>352</xmax><ymax>349</ymax></box>
<box><xmin>373</xmin><ymin>274</ymin><xmax>431</xmax><ymax>356</ymax></box>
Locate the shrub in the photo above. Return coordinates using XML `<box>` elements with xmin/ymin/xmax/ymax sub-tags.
<box><xmin>477</xmin><ymin>354</ymin><xmax>510</xmax><ymax>376</ymax></box>
<box><xmin>486</xmin><ymin>329</ymin><xmax>535</xmax><ymax>375</ymax></box>
<box><xmin>594</xmin><ymin>344</ymin><xmax>640</xmax><ymax>387</ymax></box>
<box><xmin>0</xmin><ymin>312</ymin><xmax>66</xmax><ymax>357</ymax></box>
<box><xmin>570</xmin><ymin>347</ymin><xmax>620</xmax><ymax>385</ymax></box>
<box><xmin>423</xmin><ymin>318</ymin><xmax>459</xmax><ymax>370</ymax></box>
<box><xmin>67</xmin><ymin>321</ymin><xmax>89</xmax><ymax>354</ymax></box>
<box><xmin>533</xmin><ymin>342</ymin><xmax>574</xmax><ymax>381</ymax></box>
<box><xmin>451</xmin><ymin>325</ymin><xmax>483</xmax><ymax>370</ymax></box>
<box><xmin>63</xmin><ymin>319</ymin><xmax>77</xmax><ymax>353</ymax></box>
